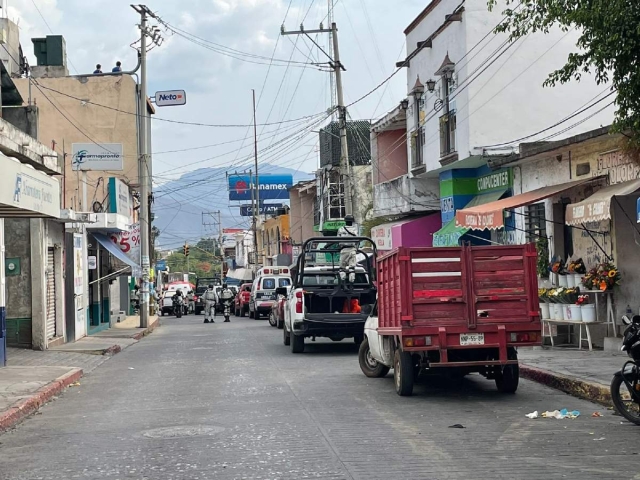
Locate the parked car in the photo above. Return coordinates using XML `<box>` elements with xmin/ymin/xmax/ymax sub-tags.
<box><xmin>282</xmin><ymin>237</ymin><xmax>377</xmax><ymax>353</ymax></box>
<box><xmin>269</xmin><ymin>286</ymin><xmax>289</xmax><ymax>329</ymax></box>
<box><xmin>234</xmin><ymin>283</ymin><xmax>252</xmax><ymax>317</ymax></box>
<box><xmin>249</xmin><ymin>266</ymin><xmax>291</xmax><ymax>319</ymax></box>
<box><xmin>360</xmin><ymin>244</ymin><xmax>542</xmax><ymax>396</ymax></box>
<box><xmin>160</xmin><ymin>291</ymin><xmax>187</xmax><ymax>316</ymax></box>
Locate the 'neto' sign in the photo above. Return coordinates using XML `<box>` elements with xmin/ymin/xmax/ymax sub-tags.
<box><xmin>155</xmin><ymin>90</ymin><xmax>187</xmax><ymax>107</ymax></box>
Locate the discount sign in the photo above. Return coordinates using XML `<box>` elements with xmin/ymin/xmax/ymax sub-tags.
<box><xmin>110</xmin><ymin>223</ymin><xmax>141</xmax><ymax>268</ymax></box>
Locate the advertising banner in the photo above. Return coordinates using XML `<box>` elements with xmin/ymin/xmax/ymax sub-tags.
<box><xmin>72</xmin><ymin>143</ymin><xmax>124</xmax><ymax>171</ymax></box>
<box><xmin>0</xmin><ymin>157</ymin><xmax>61</xmax><ymax>217</ymax></box>
<box><xmin>108</xmin><ymin>177</ymin><xmax>131</xmax><ymax>215</ymax></box>
<box><xmin>110</xmin><ymin>223</ymin><xmax>141</xmax><ymax>276</ymax></box>
<box><xmin>228</xmin><ymin>174</ymin><xmax>293</xmax><ymax>201</ymax></box>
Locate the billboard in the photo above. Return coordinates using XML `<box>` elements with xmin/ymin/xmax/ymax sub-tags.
<box><xmin>228</xmin><ymin>174</ymin><xmax>293</xmax><ymax>201</ymax></box>
<box><xmin>155</xmin><ymin>90</ymin><xmax>187</xmax><ymax>106</ymax></box>
<box><xmin>72</xmin><ymin>143</ymin><xmax>124</xmax><ymax>171</ymax></box>
<box><xmin>240</xmin><ymin>203</ymin><xmax>284</xmax><ymax>216</ymax></box>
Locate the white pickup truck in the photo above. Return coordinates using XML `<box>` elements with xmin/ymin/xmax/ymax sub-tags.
<box><xmin>281</xmin><ymin>236</ymin><xmax>377</xmax><ymax>353</ymax></box>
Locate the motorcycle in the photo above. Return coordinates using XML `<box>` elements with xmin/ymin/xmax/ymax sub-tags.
<box><xmin>173</xmin><ymin>295</ymin><xmax>185</xmax><ymax>319</ymax></box>
<box><xmin>611</xmin><ymin>314</ymin><xmax>640</xmax><ymax>425</ymax></box>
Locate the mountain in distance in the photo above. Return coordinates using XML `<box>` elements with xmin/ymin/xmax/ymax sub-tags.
<box><xmin>153</xmin><ymin>163</ymin><xmax>313</xmax><ymax>248</ymax></box>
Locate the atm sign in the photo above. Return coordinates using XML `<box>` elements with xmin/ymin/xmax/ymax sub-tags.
<box><xmin>155</xmin><ymin>90</ymin><xmax>187</xmax><ymax>107</ymax></box>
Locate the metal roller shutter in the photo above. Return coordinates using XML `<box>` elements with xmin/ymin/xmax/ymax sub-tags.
<box><xmin>46</xmin><ymin>248</ymin><xmax>56</xmax><ymax>339</ymax></box>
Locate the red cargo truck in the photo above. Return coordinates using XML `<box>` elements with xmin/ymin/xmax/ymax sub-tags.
<box><xmin>359</xmin><ymin>244</ymin><xmax>541</xmax><ymax>396</ymax></box>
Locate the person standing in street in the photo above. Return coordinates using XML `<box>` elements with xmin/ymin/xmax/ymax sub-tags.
<box><xmin>337</xmin><ymin>214</ymin><xmax>358</xmax><ymax>283</ymax></box>
<box><xmin>203</xmin><ymin>284</ymin><xmax>218</xmax><ymax>324</ymax></box>
<box><xmin>218</xmin><ymin>283</ymin><xmax>235</xmax><ymax>323</ymax></box>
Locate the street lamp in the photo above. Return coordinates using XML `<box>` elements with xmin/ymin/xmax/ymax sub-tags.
<box><xmin>425</xmin><ymin>78</ymin><xmax>437</xmax><ymax>93</ymax></box>
<box><xmin>400</xmin><ymin>98</ymin><xmax>409</xmax><ymax>110</ymax></box>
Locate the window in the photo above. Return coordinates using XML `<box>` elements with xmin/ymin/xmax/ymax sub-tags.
<box><xmin>525</xmin><ymin>203</ymin><xmax>546</xmax><ymax>243</ymax></box>
<box><xmin>279</xmin><ymin>278</ymin><xmax>291</xmax><ymax>287</ymax></box>
<box><xmin>439</xmin><ymin>112</ymin><xmax>456</xmax><ymax>157</ymax></box>
<box><xmin>262</xmin><ymin>278</ymin><xmax>276</xmax><ymax>290</ymax></box>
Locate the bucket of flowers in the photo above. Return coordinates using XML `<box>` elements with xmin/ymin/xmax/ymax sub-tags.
<box><xmin>582</xmin><ymin>262</ymin><xmax>621</xmax><ymax>292</ymax></box>
<box><xmin>539</xmin><ymin>288</ymin><xmax>551</xmax><ymax>319</ymax></box>
<box><xmin>576</xmin><ymin>294</ymin><xmax>595</xmax><ymax>322</ymax></box>
<box><xmin>567</xmin><ymin>258</ymin><xmax>587</xmax><ymax>287</ymax></box>
<box><xmin>549</xmin><ymin>257</ymin><xmax>567</xmax><ymax>286</ymax></box>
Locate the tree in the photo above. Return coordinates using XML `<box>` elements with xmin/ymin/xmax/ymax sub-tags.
<box><xmin>487</xmin><ymin>0</ymin><xmax>640</xmax><ymax>145</ymax></box>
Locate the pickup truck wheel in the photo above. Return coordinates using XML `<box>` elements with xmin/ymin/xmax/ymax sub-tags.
<box><xmin>268</xmin><ymin>312</ymin><xmax>277</xmax><ymax>327</ymax></box>
<box><xmin>394</xmin><ymin>350</ymin><xmax>415</xmax><ymax>396</ymax></box>
<box><xmin>283</xmin><ymin>325</ymin><xmax>291</xmax><ymax>346</ymax></box>
<box><xmin>291</xmin><ymin>333</ymin><xmax>305</xmax><ymax>353</ymax></box>
<box><xmin>359</xmin><ymin>339</ymin><xmax>390</xmax><ymax>378</ymax></box>
<box><xmin>495</xmin><ymin>364</ymin><xmax>519</xmax><ymax>393</ymax></box>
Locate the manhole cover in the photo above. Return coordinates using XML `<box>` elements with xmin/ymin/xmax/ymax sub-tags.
<box><xmin>142</xmin><ymin>425</ymin><xmax>225</xmax><ymax>439</ymax></box>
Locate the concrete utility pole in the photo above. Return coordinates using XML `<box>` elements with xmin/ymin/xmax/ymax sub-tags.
<box><xmin>281</xmin><ymin>22</ymin><xmax>352</xmax><ymax>216</ymax></box>
<box><xmin>132</xmin><ymin>4</ymin><xmax>162</xmax><ymax>328</ymax></box>
<box><xmin>252</xmin><ymin>90</ymin><xmax>261</xmax><ymax>270</ymax></box>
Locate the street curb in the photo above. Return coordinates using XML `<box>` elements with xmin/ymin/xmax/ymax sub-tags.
<box><xmin>520</xmin><ymin>364</ymin><xmax>612</xmax><ymax>407</ymax></box>
<box><xmin>132</xmin><ymin>316</ymin><xmax>160</xmax><ymax>341</ymax></box>
<box><xmin>0</xmin><ymin>368</ymin><xmax>83</xmax><ymax>432</ymax></box>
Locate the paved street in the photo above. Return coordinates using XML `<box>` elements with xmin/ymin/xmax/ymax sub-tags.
<box><xmin>1</xmin><ymin>315</ymin><xmax>639</xmax><ymax>480</ymax></box>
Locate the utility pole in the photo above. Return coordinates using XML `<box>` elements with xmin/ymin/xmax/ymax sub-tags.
<box><xmin>252</xmin><ymin>90</ymin><xmax>261</xmax><ymax>269</ymax></box>
<box><xmin>218</xmin><ymin>211</ymin><xmax>224</xmax><ymax>281</ymax></box>
<box><xmin>281</xmin><ymin>22</ymin><xmax>353</xmax><ymax>216</ymax></box>
<box><xmin>132</xmin><ymin>4</ymin><xmax>162</xmax><ymax>328</ymax></box>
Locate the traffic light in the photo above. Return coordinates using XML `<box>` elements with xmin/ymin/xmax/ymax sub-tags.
<box><xmin>183</xmin><ymin>244</ymin><xmax>190</xmax><ymax>256</ymax></box>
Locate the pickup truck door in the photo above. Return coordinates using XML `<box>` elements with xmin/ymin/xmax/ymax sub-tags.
<box><xmin>364</xmin><ymin>316</ymin><xmax>385</xmax><ymax>363</ymax></box>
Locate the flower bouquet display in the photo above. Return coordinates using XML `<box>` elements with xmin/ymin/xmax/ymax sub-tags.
<box><xmin>539</xmin><ymin>288</ymin><xmax>551</xmax><ymax>319</ymax></box>
<box><xmin>567</xmin><ymin>258</ymin><xmax>587</xmax><ymax>287</ymax></box>
<box><xmin>549</xmin><ymin>256</ymin><xmax>567</xmax><ymax>286</ymax></box>
<box><xmin>582</xmin><ymin>262</ymin><xmax>621</xmax><ymax>292</ymax></box>
<box><xmin>576</xmin><ymin>294</ymin><xmax>596</xmax><ymax>322</ymax></box>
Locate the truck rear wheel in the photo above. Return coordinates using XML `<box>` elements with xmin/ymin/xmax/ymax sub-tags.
<box><xmin>495</xmin><ymin>364</ymin><xmax>519</xmax><ymax>393</ymax></box>
<box><xmin>283</xmin><ymin>325</ymin><xmax>290</xmax><ymax>346</ymax></box>
<box><xmin>359</xmin><ymin>339</ymin><xmax>390</xmax><ymax>378</ymax></box>
<box><xmin>394</xmin><ymin>350</ymin><xmax>414</xmax><ymax>396</ymax></box>
<box><xmin>291</xmin><ymin>333</ymin><xmax>305</xmax><ymax>353</ymax></box>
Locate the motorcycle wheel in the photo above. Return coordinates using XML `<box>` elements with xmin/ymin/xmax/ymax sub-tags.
<box><xmin>611</xmin><ymin>374</ymin><xmax>640</xmax><ymax>425</ymax></box>
<box><xmin>176</xmin><ymin>309</ymin><xmax>182</xmax><ymax>319</ymax></box>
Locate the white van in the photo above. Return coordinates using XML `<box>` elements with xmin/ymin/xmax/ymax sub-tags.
<box><xmin>249</xmin><ymin>266</ymin><xmax>292</xmax><ymax>319</ymax></box>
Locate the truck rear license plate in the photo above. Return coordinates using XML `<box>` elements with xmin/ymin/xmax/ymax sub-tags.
<box><xmin>460</xmin><ymin>333</ymin><xmax>484</xmax><ymax>346</ymax></box>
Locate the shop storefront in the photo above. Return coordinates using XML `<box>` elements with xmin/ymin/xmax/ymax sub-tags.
<box><xmin>433</xmin><ymin>167</ymin><xmax>513</xmax><ymax>247</ymax></box>
<box><xmin>371</xmin><ymin>214</ymin><xmax>441</xmax><ymax>253</ymax></box>
<box><xmin>1</xmin><ymin>156</ymin><xmax>62</xmax><ymax>362</ymax></box>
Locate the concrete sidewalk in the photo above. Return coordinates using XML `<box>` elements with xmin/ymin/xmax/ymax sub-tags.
<box><xmin>519</xmin><ymin>347</ymin><xmax>624</xmax><ymax>406</ymax></box>
<box><xmin>0</xmin><ymin>315</ymin><xmax>160</xmax><ymax>432</ymax></box>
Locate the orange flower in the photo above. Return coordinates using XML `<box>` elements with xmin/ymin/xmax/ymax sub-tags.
<box><xmin>599</xmin><ymin>281</ymin><xmax>608</xmax><ymax>291</ymax></box>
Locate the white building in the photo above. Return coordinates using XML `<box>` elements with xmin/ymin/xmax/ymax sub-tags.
<box><xmin>373</xmin><ymin>0</ymin><xmax>614</xmax><ymax>217</ymax></box>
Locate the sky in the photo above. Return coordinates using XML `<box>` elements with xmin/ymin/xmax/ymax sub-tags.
<box><xmin>10</xmin><ymin>0</ymin><xmax>425</xmax><ymax>184</ymax></box>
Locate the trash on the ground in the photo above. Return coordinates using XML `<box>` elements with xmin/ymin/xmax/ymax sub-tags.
<box><xmin>69</xmin><ymin>381</ymin><xmax>81</xmax><ymax>387</ymax></box>
<box><xmin>592</xmin><ymin>412</ymin><xmax>603</xmax><ymax>417</ymax></box>
<box><xmin>593</xmin><ymin>437</ymin><xmax>606</xmax><ymax>441</ymax></box>
<box><xmin>525</xmin><ymin>411</ymin><xmax>539</xmax><ymax>419</ymax></box>
<box><xmin>541</xmin><ymin>409</ymin><xmax>580</xmax><ymax>419</ymax></box>
<box><xmin>448</xmin><ymin>424</ymin><xmax>465</xmax><ymax>429</ymax></box>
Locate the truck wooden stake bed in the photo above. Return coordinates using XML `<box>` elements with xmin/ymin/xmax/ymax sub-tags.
<box><xmin>359</xmin><ymin>244</ymin><xmax>541</xmax><ymax>396</ymax></box>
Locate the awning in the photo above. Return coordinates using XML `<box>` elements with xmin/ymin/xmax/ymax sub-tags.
<box><xmin>566</xmin><ymin>179</ymin><xmax>640</xmax><ymax>225</ymax></box>
<box><xmin>226</xmin><ymin>268</ymin><xmax>253</xmax><ymax>281</ymax></box>
<box><xmin>455</xmin><ymin>179</ymin><xmax>591</xmax><ymax>230</ymax></box>
<box><xmin>434</xmin><ymin>189</ymin><xmax>508</xmax><ymax>246</ymax></box>
<box><xmin>92</xmin><ymin>232</ymin><xmax>139</xmax><ymax>268</ymax></box>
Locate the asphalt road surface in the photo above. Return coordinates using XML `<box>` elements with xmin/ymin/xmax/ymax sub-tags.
<box><xmin>1</xmin><ymin>314</ymin><xmax>639</xmax><ymax>480</ymax></box>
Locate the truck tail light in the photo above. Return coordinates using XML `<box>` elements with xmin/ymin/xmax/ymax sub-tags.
<box><xmin>403</xmin><ymin>336</ymin><xmax>432</xmax><ymax>348</ymax></box>
<box><xmin>510</xmin><ymin>333</ymin><xmax>539</xmax><ymax>343</ymax></box>
<box><xmin>295</xmin><ymin>291</ymin><xmax>303</xmax><ymax>314</ymax></box>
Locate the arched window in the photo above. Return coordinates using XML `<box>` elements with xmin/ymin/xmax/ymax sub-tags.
<box><xmin>276</xmin><ymin>227</ymin><xmax>281</xmax><ymax>255</ymax></box>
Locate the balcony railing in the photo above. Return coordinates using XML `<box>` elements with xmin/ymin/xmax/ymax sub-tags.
<box><xmin>439</xmin><ymin>111</ymin><xmax>457</xmax><ymax>158</ymax></box>
<box><xmin>410</xmin><ymin>127</ymin><xmax>425</xmax><ymax>169</ymax></box>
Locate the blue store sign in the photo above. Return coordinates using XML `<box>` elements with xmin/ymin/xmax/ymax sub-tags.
<box><xmin>228</xmin><ymin>174</ymin><xmax>293</xmax><ymax>201</ymax></box>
